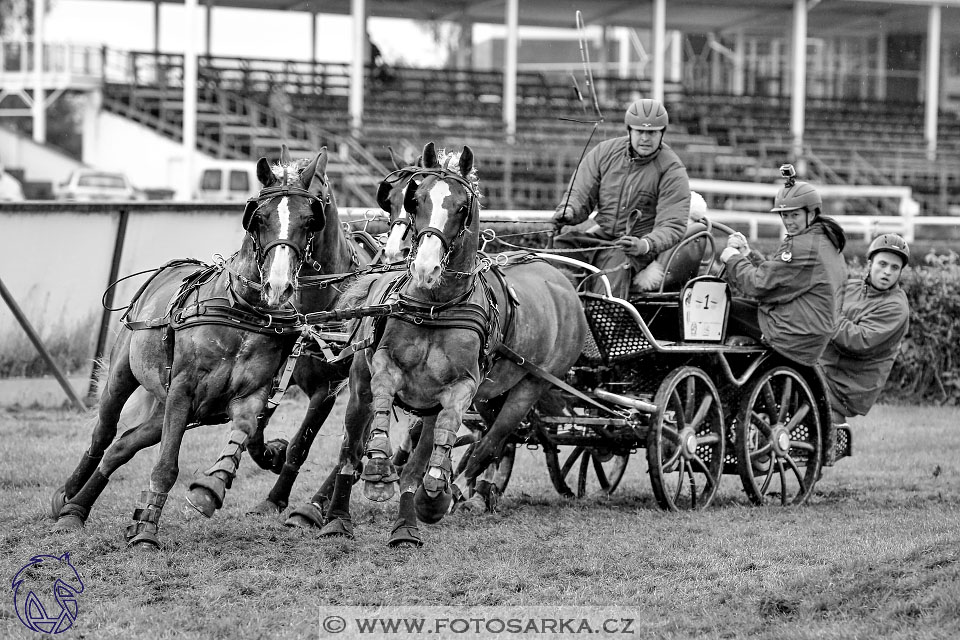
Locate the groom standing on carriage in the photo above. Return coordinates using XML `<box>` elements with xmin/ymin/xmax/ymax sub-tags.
<box><xmin>552</xmin><ymin>98</ymin><xmax>691</xmax><ymax>297</ymax></box>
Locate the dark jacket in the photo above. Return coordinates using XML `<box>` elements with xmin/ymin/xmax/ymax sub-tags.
<box><xmin>557</xmin><ymin>137</ymin><xmax>689</xmax><ymax>254</ymax></box>
<box><xmin>820</xmin><ymin>277</ymin><xmax>910</xmax><ymax>416</ymax></box>
<box><xmin>723</xmin><ymin>220</ymin><xmax>847</xmax><ymax>366</ymax></box>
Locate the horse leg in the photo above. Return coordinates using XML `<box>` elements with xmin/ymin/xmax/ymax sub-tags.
<box><xmin>125</xmin><ymin>382</ymin><xmax>195</xmax><ymax>549</ymax></box>
<box><xmin>185</xmin><ymin>393</ymin><xmax>267</xmax><ymax>518</ymax></box>
<box><xmin>361</xmin><ymin>355</ymin><xmax>403</xmax><ymax>502</ymax></box>
<box><xmin>414</xmin><ymin>379</ymin><xmax>476</xmax><ymax>523</ymax></box>
<box><xmin>308</xmin><ymin>357</ymin><xmax>370</xmax><ymax>536</ymax></box>
<box><xmin>392</xmin><ymin>418</ymin><xmax>424</xmax><ymax>473</ymax></box>
<box><xmin>453</xmin><ymin>378</ymin><xmax>546</xmax><ymax>511</ymax></box>
<box><xmin>388</xmin><ymin>415</ymin><xmax>435</xmax><ymax>548</ymax></box>
<box><xmin>54</xmin><ymin>391</ymin><xmax>163</xmax><ymax>531</ymax></box>
<box><xmin>250</xmin><ymin>383</ymin><xmax>339</xmax><ymax>516</ymax></box>
<box><xmin>52</xmin><ymin>339</ymin><xmax>140</xmax><ymax>520</ymax></box>
<box><xmin>246</xmin><ymin>409</ymin><xmax>287</xmax><ymax>474</ymax></box>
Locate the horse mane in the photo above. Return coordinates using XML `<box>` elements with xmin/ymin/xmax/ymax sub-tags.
<box><xmin>271</xmin><ymin>158</ymin><xmax>312</xmax><ymax>185</ymax></box>
<box><xmin>337</xmin><ymin>272</ymin><xmax>382</xmax><ymax>311</ymax></box>
<box><xmin>436</xmin><ymin>149</ymin><xmax>482</xmax><ymax>201</ymax></box>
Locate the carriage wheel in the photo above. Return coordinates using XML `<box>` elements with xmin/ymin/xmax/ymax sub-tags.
<box><xmin>646</xmin><ymin>366</ymin><xmax>725</xmax><ymax>511</ymax></box>
<box><xmin>544</xmin><ymin>445</ymin><xmax>630</xmax><ymax>498</ymax></box>
<box><xmin>735</xmin><ymin>366</ymin><xmax>822</xmax><ymax>506</ymax></box>
<box><xmin>453</xmin><ymin>441</ymin><xmax>516</xmax><ymax>496</ymax></box>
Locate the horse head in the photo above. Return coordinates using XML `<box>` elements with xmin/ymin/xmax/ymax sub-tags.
<box><xmin>404</xmin><ymin>141</ymin><xmax>480</xmax><ymax>289</ymax></box>
<box><xmin>241</xmin><ymin>145</ymin><xmax>329</xmax><ymax>307</ymax></box>
<box><xmin>377</xmin><ymin>153</ymin><xmax>425</xmax><ymax>263</ymax></box>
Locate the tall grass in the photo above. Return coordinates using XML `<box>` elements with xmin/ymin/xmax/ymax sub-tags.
<box><xmin>1</xmin><ymin>400</ymin><xmax>958</xmax><ymax>639</ymax></box>
<box><xmin>0</xmin><ymin>312</ymin><xmax>98</xmax><ymax>378</ymax></box>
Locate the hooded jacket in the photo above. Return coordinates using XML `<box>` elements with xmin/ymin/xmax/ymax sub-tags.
<box><xmin>820</xmin><ymin>277</ymin><xmax>910</xmax><ymax>416</ymax></box>
<box><xmin>557</xmin><ymin>136</ymin><xmax>689</xmax><ymax>254</ymax></box>
<box><xmin>723</xmin><ymin>219</ymin><xmax>847</xmax><ymax>366</ymax></box>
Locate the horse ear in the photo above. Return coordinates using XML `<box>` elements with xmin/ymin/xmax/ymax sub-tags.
<box><xmin>403</xmin><ymin>179</ymin><xmax>419</xmax><ymax>214</ymax></box>
<box><xmin>422</xmin><ymin>142</ymin><xmax>439</xmax><ymax>168</ymax></box>
<box><xmin>459</xmin><ymin>145</ymin><xmax>474</xmax><ymax>178</ymax></box>
<box><xmin>300</xmin><ymin>152</ymin><xmax>321</xmax><ymax>191</ymax></box>
<box><xmin>256</xmin><ymin>158</ymin><xmax>275</xmax><ymax>187</ymax></box>
<box><xmin>280</xmin><ymin>144</ymin><xmax>292</xmax><ymax>166</ymax></box>
<box><xmin>387</xmin><ymin>145</ymin><xmax>404</xmax><ymax>171</ymax></box>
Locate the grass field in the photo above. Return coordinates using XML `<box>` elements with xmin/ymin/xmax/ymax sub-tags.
<box><xmin>1</xmin><ymin>396</ymin><xmax>959</xmax><ymax>639</ymax></box>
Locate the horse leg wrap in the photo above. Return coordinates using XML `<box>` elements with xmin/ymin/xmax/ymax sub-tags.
<box><xmin>64</xmin><ymin>450</ymin><xmax>104</xmax><ymax>498</ymax></box>
<box><xmin>423</xmin><ymin>429</ymin><xmax>457</xmax><ymax>496</ymax></box>
<box><xmin>59</xmin><ymin>470</ymin><xmax>110</xmax><ymax>523</ymax></box>
<box><xmin>125</xmin><ymin>490</ymin><xmax>168</xmax><ymax>546</ymax></box>
<box><xmin>201</xmin><ymin>429</ymin><xmax>248</xmax><ymax>489</ymax></box>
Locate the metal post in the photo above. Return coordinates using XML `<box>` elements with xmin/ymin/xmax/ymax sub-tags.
<box><xmin>0</xmin><ymin>276</ymin><xmax>87</xmax><ymax>411</ymax></box>
<box><xmin>87</xmin><ymin>208</ymin><xmax>130</xmax><ymax>400</ymax></box>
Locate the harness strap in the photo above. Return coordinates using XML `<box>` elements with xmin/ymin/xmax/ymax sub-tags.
<box><xmin>265</xmin><ymin>332</ymin><xmax>308</xmax><ymax>411</ymax></box>
<box><xmin>495</xmin><ymin>344</ymin><xmax>621</xmax><ymax>418</ymax></box>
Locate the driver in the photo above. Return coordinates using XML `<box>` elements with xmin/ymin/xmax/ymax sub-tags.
<box><xmin>818</xmin><ymin>234</ymin><xmax>911</xmax><ymax>465</ymax></box>
<box><xmin>552</xmin><ymin>98</ymin><xmax>690</xmax><ymax>297</ymax></box>
<box><xmin>720</xmin><ymin>166</ymin><xmax>847</xmax><ymax>367</ymax></box>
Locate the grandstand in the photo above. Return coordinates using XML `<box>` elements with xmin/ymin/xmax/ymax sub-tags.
<box><xmin>3</xmin><ymin>0</ymin><xmax>960</xmax><ymax>216</ymax></box>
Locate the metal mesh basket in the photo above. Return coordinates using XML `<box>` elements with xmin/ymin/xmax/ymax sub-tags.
<box><xmin>582</xmin><ymin>297</ymin><xmax>654</xmax><ymax>363</ymax></box>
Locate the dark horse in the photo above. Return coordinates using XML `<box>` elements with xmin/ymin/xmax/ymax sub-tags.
<box><xmin>315</xmin><ymin>142</ymin><xmax>587</xmax><ymax>546</ymax></box>
<box><xmin>50</xmin><ymin>148</ymin><xmax>366</xmax><ymax>546</ymax></box>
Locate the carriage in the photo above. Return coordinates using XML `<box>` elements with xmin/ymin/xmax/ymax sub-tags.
<box><xmin>452</xmin><ymin>216</ymin><xmax>852</xmax><ymax>512</ymax></box>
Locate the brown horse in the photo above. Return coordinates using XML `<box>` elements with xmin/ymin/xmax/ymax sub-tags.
<box><xmin>314</xmin><ymin>142</ymin><xmax>587</xmax><ymax>547</ymax></box>
<box><xmin>50</xmin><ymin>148</ymin><xmax>352</xmax><ymax>547</ymax></box>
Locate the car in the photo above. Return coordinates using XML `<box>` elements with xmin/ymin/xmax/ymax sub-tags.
<box><xmin>195</xmin><ymin>160</ymin><xmax>259</xmax><ymax>202</ymax></box>
<box><xmin>56</xmin><ymin>169</ymin><xmax>139</xmax><ymax>202</ymax></box>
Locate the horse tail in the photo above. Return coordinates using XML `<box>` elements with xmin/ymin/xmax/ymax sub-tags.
<box><xmin>117</xmin><ymin>387</ymin><xmax>160</xmax><ymax>431</ymax></box>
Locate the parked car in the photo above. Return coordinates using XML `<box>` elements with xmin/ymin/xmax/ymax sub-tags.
<box><xmin>195</xmin><ymin>160</ymin><xmax>258</xmax><ymax>202</ymax></box>
<box><xmin>56</xmin><ymin>169</ymin><xmax>139</xmax><ymax>202</ymax></box>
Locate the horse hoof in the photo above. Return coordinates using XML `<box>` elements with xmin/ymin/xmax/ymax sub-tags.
<box><xmin>388</xmin><ymin>520</ymin><xmax>422</xmax><ymax>548</ymax></box>
<box><xmin>185</xmin><ymin>488</ymin><xmax>219</xmax><ymax>518</ymax></box>
<box><xmin>247</xmin><ymin>500</ymin><xmax>283</xmax><ymax>516</ymax></box>
<box><xmin>53</xmin><ymin>514</ymin><xmax>85</xmax><ymax>532</ymax></box>
<box><xmin>457</xmin><ymin>493</ymin><xmax>488</xmax><ymax>515</ymax></box>
<box><xmin>319</xmin><ymin>518</ymin><xmax>355</xmax><ymax>539</ymax></box>
<box><xmin>127</xmin><ymin>532</ymin><xmax>161</xmax><ymax>550</ymax></box>
<box><xmin>284</xmin><ymin>502</ymin><xmax>325</xmax><ymax>528</ymax></box>
<box><xmin>50</xmin><ymin>486</ymin><xmax>68</xmax><ymax>519</ymax></box>
<box><xmin>363</xmin><ymin>480</ymin><xmax>396</xmax><ymax>503</ymax></box>
<box><xmin>414</xmin><ymin>485</ymin><xmax>451</xmax><ymax>524</ymax></box>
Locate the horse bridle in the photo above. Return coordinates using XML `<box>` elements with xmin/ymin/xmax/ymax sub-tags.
<box><xmin>402</xmin><ymin>168</ymin><xmax>479</xmax><ymax>258</ymax></box>
<box><xmin>242</xmin><ymin>180</ymin><xmax>330</xmax><ymax>269</ymax></box>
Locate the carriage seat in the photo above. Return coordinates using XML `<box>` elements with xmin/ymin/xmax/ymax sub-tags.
<box><xmin>631</xmin><ymin>221</ymin><xmax>712</xmax><ymax>294</ymax></box>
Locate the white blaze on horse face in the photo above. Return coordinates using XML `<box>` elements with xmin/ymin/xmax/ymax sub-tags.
<box><xmin>384</xmin><ymin>214</ymin><xmax>409</xmax><ymax>262</ymax></box>
<box><xmin>264</xmin><ymin>196</ymin><xmax>296</xmax><ymax>305</ymax></box>
<box><xmin>411</xmin><ymin>181</ymin><xmax>452</xmax><ymax>288</ymax></box>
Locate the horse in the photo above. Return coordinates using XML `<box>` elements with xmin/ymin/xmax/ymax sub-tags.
<box><xmin>49</xmin><ymin>147</ymin><xmax>348</xmax><ymax>547</ymax></box>
<box><xmin>313</xmin><ymin>142</ymin><xmax>587</xmax><ymax>547</ymax></box>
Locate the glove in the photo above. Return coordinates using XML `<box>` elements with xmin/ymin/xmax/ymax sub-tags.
<box><xmin>726</xmin><ymin>232</ymin><xmax>750</xmax><ymax>254</ymax></box>
<box><xmin>553</xmin><ymin>204</ymin><xmax>576</xmax><ymax>227</ymax></box>
<box><xmin>615</xmin><ymin>236</ymin><xmax>650</xmax><ymax>257</ymax></box>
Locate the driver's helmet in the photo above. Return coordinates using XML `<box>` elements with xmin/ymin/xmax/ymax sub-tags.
<box><xmin>867</xmin><ymin>233</ymin><xmax>910</xmax><ymax>266</ymax></box>
<box><xmin>625</xmin><ymin>99</ymin><xmax>668</xmax><ymax>130</ymax></box>
<box><xmin>770</xmin><ymin>164</ymin><xmax>822</xmax><ymax>213</ymax></box>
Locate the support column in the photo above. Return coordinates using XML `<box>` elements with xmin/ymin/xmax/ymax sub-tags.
<box><xmin>182</xmin><ymin>0</ymin><xmax>198</xmax><ymax>200</ymax></box>
<box><xmin>456</xmin><ymin>15</ymin><xmax>473</xmax><ymax>69</ymax></box>
<box><xmin>503</xmin><ymin>0</ymin><xmax>518</xmax><ymax>143</ymax></box>
<box><xmin>204</xmin><ymin>0</ymin><xmax>212</xmax><ymax>57</ymax></box>
<box><xmin>311</xmin><ymin>7</ymin><xmax>318</xmax><ymax>65</ymax></box>
<box><xmin>349</xmin><ymin>0</ymin><xmax>366</xmax><ymax>135</ymax></box>
<box><xmin>875</xmin><ymin>31</ymin><xmax>887</xmax><ymax>101</ymax></box>
<box><xmin>31</xmin><ymin>0</ymin><xmax>45</xmax><ymax>144</ymax></box>
<box><xmin>619</xmin><ymin>27</ymin><xmax>630</xmax><ymax>79</ymax></box>
<box><xmin>924</xmin><ymin>4</ymin><xmax>941</xmax><ymax>161</ymax></box>
<box><xmin>651</xmin><ymin>0</ymin><xmax>666</xmax><ymax>101</ymax></box>
<box><xmin>732</xmin><ymin>30</ymin><xmax>745</xmax><ymax>96</ymax></box>
<box><xmin>669</xmin><ymin>30</ymin><xmax>682</xmax><ymax>84</ymax></box>
<box><xmin>790</xmin><ymin>0</ymin><xmax>808</xmax><ymax>161</ymax></box>
<box><xmin>153</xmin><ymin>1</ymin><xmax>161</xmax><ymax>54</ymax></box>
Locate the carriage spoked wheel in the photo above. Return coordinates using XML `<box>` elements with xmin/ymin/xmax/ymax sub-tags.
<box><xmin>544</xmin><ymin>445</ymin><xmax>630</xmax><ymax>499</ymax></box>
<box><xmin>451</xmin><ymin>441</ymin><xmax>516</xmax><ymax>512</ymax></box>
<box><xmin>735</xmin><ymin>366</ymin><xmax>822</xmax><ymax>506</ymax></box>
<box><xmin>646</xmin><ymin>366</ymin><xmax>725</xmax><ymax>511</ymax></box>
